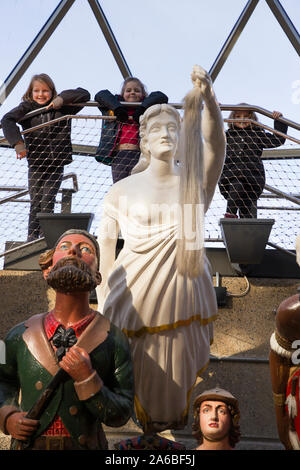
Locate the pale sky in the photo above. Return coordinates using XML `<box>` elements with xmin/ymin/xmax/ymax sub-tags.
<box><xmin>0</xmin><ymin>0</ymin><xmax>300</xmax><ymax>136</ymax></box>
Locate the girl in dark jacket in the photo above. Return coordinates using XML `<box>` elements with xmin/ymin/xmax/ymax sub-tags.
<box><xmin>1</xmin><ymin>73</ymin><xmax>90</xmax><ymax>240</ymax></box>
<box><xmin>218</xmin><ymin>105</ymin><xmax>288</xmax><ymax>218</ymax></box>
<box><xmin>94</xmin><ymin>77</ymin><xmax>168</xmax><ymax>183</ymax></box>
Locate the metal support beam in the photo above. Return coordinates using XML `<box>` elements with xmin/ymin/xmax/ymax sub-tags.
<box><xmin>266</xmin><ymin>0</ymin><xmax>300</xmax><ymax>56</ymax></box>
<box><xmin>265</xmin><ymin>184</ymin><xmax>300</xmax><ymax>206</ymax></box>
<box><xmin>87</xmin><ymin>0</ymin><xmax>132</xmax><ymax>78</ymax></box>
<box><xmin>267</xmin><ymin>241</ymin><xmax>297</xmax><ymax>258</ymax></box>
<box><xmin>0</xmin><ymin>0</ymin><xmax>75</xmax><ymax>106</ymax></box>
<box><xmin>61</xmin><ymin>189</ymin><xmax>74</xmax><ymax>213</ymax></box>
<box><xmin>209</xmin><ymin>0</ymin><xmax>259</xmax><ymax>82</ymax></box>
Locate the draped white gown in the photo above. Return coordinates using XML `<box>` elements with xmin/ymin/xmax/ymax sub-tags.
<box><xmin>99</xmin><ymin>201</ymin><xmax>218</xmax><ymax>432</ymax></box>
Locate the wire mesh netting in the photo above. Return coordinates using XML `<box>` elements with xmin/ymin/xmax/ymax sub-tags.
<box><xmin>0</xmin><ymin>110</ymin><xmax>299</xmax><ymax>267</ymax></box>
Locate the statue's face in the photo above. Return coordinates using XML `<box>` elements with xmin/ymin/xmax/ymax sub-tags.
<box><xmin>145</xmin><ymin>111</ymin><xmax>179</xmax><ymax>161</ymax></box>
<box><xmin>45</xmin><ymin>234</ymin><xmax>101</xmax><ymax>293</ymax></box>
<box><xmin>52</xmin><ymin>234</ymin><xmax>98</xmax><ymax>272</ymax></box>
<box><xmin>199</xmin><ymin>401</ymin><xmax>231</xmax><ymax>442</ymax></box>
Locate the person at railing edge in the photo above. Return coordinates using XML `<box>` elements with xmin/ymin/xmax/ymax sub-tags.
<box><xmin>94</xmin><ymin>77</ymin><xmax>168</xmax><ymax>183</ymax></box>
<box><xmin>219</xmin><ymin>104</ymin><xmax>288</xmax><ymax>218</ymax></box>
<box><xmin>0</xmin><ymin>73</ymin><xmax>90</xmax><ymax>241</ymax></box>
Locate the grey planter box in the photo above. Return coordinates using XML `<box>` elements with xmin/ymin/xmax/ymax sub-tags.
<box><xmin>38</xmin><ymin>212</ymin><xmax>94</xmax><ymax>248</ymax></box>
<box><xmin>219</xmin><ymin>218</ymin><xmax>275</xmax><ymax>264</ymax></box>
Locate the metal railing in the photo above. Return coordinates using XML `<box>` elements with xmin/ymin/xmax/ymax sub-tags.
<box><xmin>0</xmin><ymin>173</ymin><xmax>78</xmax><ymax>212</ymax></box>
<box><xmin>0</xmin><ymin>102</ymin><xmax>299</xmax><ymax>263</ymax></box>
<box><xmin>2</xmin><ymin>100</ymin><xmax>297</xmax><ymax>130</ymax></box>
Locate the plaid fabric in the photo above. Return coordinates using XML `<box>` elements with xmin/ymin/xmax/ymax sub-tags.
<box><xmin>42</xmin><ymin>310</ymin><xmax>96</xmax><ymax>436</ymax></box>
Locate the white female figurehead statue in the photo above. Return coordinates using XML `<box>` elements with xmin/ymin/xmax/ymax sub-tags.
<box><xmin>96</xmin><ymin>65</ymin><xmax>226</xmax><ymax>434</ymax></box>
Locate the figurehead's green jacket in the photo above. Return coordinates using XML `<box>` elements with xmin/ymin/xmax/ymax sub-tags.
<box><xmin>0</xmin><ymin>312</ymin><xmax>134</xmax><ymax>449</ymax></box>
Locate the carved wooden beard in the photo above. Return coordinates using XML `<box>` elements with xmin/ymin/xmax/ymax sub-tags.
<box><xmin>47</xmin><ymin>257</ymin><xmax>98</xmax><ymax>293</ymax></box>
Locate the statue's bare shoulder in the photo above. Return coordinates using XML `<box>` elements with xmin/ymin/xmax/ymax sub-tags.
<box><xmin>104</xmin><ymin>172</ymin><xmax>145</xmax><ymax>210</ymax></box>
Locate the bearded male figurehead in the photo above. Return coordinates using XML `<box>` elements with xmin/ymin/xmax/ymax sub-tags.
<box><xmin>0</xmin><ymin>229</ymin><xmax>135</xmax><ymax>450</ymax></box>
<box><xmin>39</xmin><ymin>229</ymin><xmax>101</xmax><ymax>293</ymax></box>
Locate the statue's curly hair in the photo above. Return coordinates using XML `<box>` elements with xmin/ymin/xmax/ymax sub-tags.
<box><xmin>39</xmin><ymin>248</ymin><xmax>55</xmax><ymax>271</ymax></box>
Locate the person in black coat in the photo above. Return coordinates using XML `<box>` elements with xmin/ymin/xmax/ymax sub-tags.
<box><xmin>1</xmin><ymin>73</ymin><xmax>90</xmax><ymax>240</ymax></box>
<box><xmin>219</xmin><ymin>104</ymin><xmax>288</xmax><ymax>218</ymax></box>
<box><xmin>94</xmin><ymin>77</ymin><xmax>168</xmax><ymax>183</ymax></box>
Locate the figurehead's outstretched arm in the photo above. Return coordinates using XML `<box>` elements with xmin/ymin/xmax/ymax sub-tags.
<box><xmin>191</xmin><ymin>66</ymin><xmax>225</xmax><ymax>210</ymax></box>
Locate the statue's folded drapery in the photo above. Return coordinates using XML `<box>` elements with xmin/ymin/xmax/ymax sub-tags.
<box><xmin>101</xmin><ymin>202</ymin><xmax>217</xmax><ymax>431</ymax></box>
